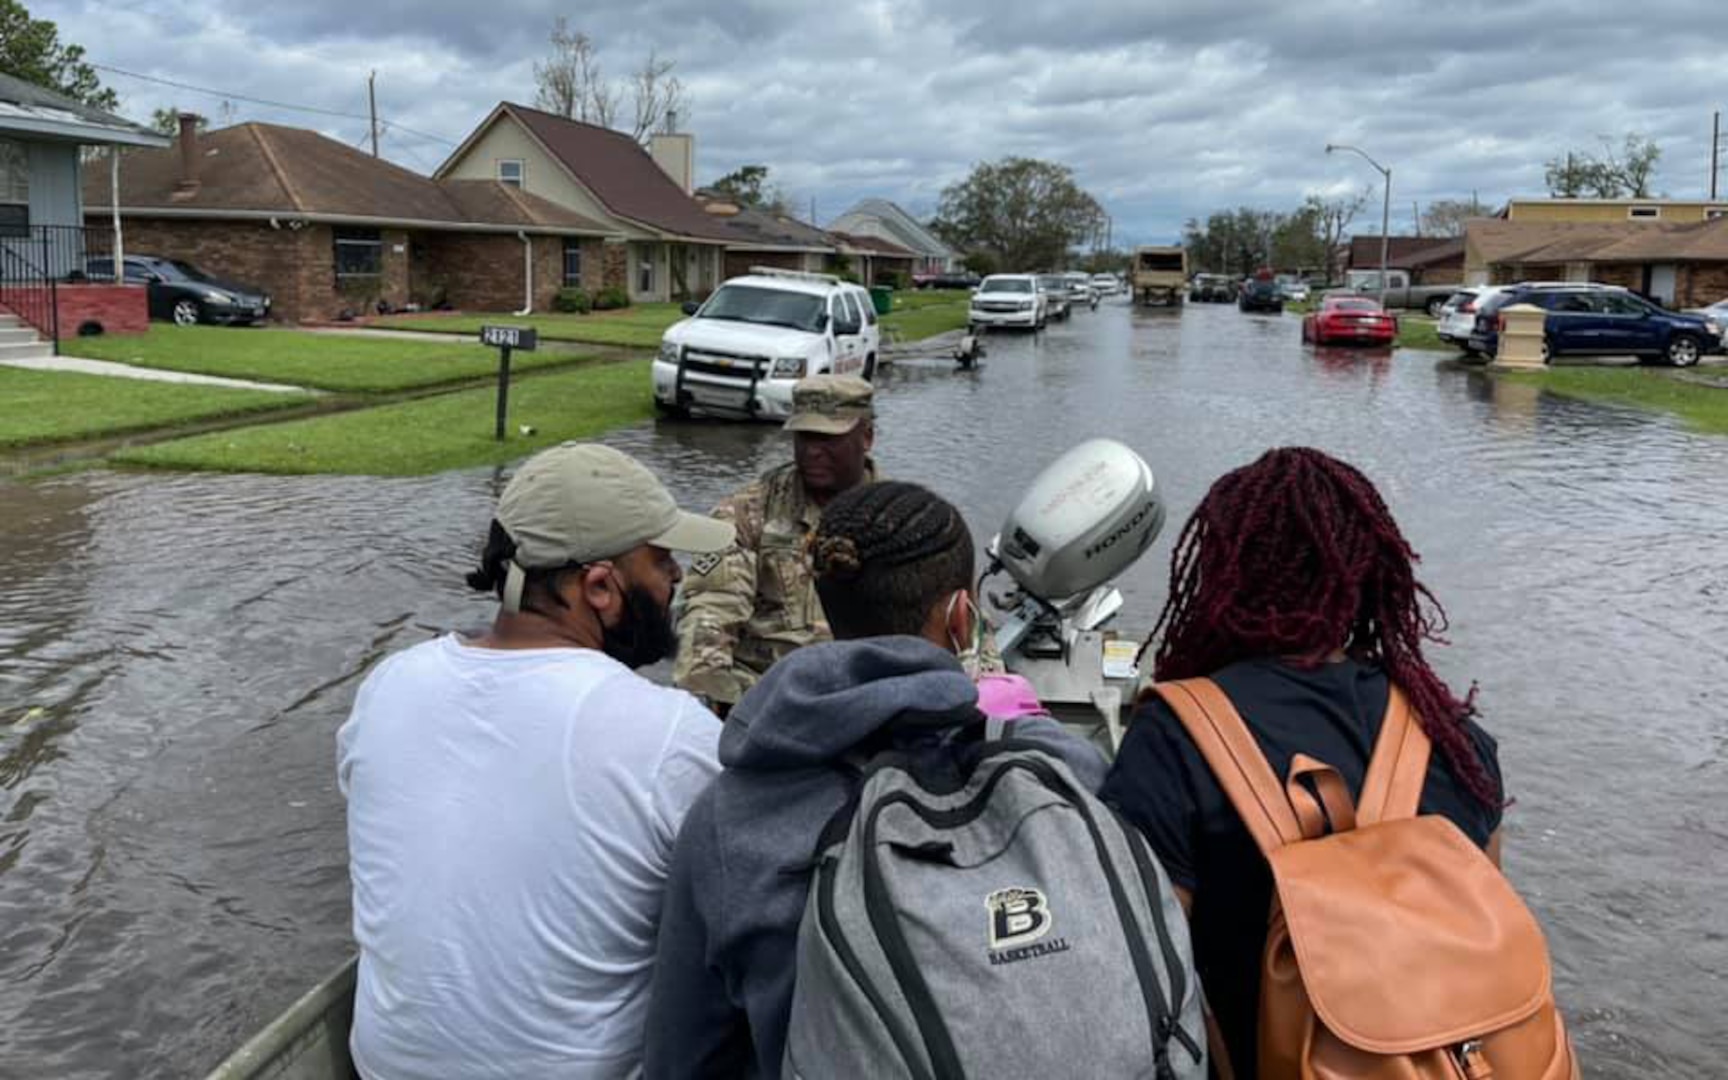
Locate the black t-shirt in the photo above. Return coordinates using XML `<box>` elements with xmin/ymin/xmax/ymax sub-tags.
<box><xmin>1099</xmin><ymin>658</ymin><xmax>1504</xmax><ymax>1079</ymax></box>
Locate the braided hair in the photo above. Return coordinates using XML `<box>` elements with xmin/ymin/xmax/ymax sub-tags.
<box><xmin>810</xmin><ymin>481</ymin><xmax>974</xmax><ymax>639</ymax></box>
<box><xmin>1152</xmin><ymin>447</ymin><xmax>1501</xmax><ymax>810</ymax></box>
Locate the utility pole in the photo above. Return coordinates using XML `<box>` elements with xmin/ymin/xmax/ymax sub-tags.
<box><xmin>368</xmin><ymin>71</ymin><xmax>379</xmax><ymax>158</ymax></box>
<box><xmin>1712</xmin><ymin>111</ymin><xmax>1720</xmax><ymax>200</ymax></box>
<box><xmin>1413</xmin><ymin>201</ymin><xmax>1421</xmax><ymax>236</ymax></box>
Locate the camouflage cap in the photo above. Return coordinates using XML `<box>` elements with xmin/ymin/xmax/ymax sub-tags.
<box><xmin>784</xmin><ymin>374</ymin><xmax>875</xmax><ymax>435</ymax></box>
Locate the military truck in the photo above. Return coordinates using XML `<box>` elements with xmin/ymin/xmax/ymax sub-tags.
<box><xmin>1132</xmin><ymin>246</ymin><xmax>1188</xmax><ymax>307</ymax></box>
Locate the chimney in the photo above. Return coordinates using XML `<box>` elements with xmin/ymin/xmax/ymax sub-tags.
<box><xmin>649</xmin><ymin>120</ymin><xmax>694</xmax><ymax>197</ymax></box>
<box><xmin>176</xmin><ymin>112</ymin><xmax>202</xmax><ymax>194</ymax></box>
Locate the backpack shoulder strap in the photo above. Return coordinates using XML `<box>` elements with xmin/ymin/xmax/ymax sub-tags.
<box><xmin>1356</xmin><ymin>683</ymin><xmax>1433</xmax><ymax>826</ymax></box>
<box><xmin>1154</xmin><ymin>678</ymin><xmax>1304</xmax><ymax>857</ymax></box>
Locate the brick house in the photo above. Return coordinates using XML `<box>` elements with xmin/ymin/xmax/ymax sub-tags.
<box><xmin>1465</xmin><ymin>218</ymin><xmax>1728</xmax><ymax>308</ymax></box>
<box><xmin>691</xmin><ymin>191</ymin><xmax>838</xmax><ymax>278</ymax></box>
<box><xmin>435</xmin><ymin>104</ymin><xmax>739</xmax><ymax>304</ymax></box>
<box><xmin>84</xmin><ymin>117</ymin><xmax>620</xmax><ymax>323</ymax></box>
<box><xmin>826</xmin><ymin>198</ymin><xmax>959</xmax><ymax>276</ymax></box>
<box><xmin>829</xmin><ymin>231</ymin><xmax>919</xmax><ymax>286</ymax></box>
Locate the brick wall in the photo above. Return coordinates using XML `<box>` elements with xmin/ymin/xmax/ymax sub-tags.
<box><xmin>59</xmin><ymin>284</ymin><xmax>149</xmax><ymax>336</ymax></box>
<box><xmin>380</xmin><ymin>229</ymin><xmax>410</xmax><ymax>312</ymax></box>
<box><xmin>114</xmin><ymin>218</ymin><xmax>337</xmax><ymax>322</ymax></box>
<box><xmin>1590</xmin><ymin>263</ymin><xmax>1641</xmax><ymax>290</ymax></box>
<box><xmin>602</xmin><ymin>241</ymin><xmax>628</xmax><ymax>292</ymax></box>
<box><xmin>424</xmin><ymin>233</ymin><xmax>526</xmax><ymax>313</ymax></box>
<box><xmin>725</xmin><ymin>250</ymin><xmax>802</xmax><ymax>279</ymax></box>
<box><xmin>1678</xmin><ymin>263</ymin><xmax>1728</xmax><ymax>309</ymax></box>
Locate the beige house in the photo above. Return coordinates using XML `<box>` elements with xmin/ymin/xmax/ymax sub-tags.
<box><xmin>1502</xmin><ymin>198</ymin><xmax>1728</xmax><ymax>225</ymax></box>
<box><xmin>436</xmin><ymin>103</ymin><xmax>738</xmax><ymax>303</ymax></box>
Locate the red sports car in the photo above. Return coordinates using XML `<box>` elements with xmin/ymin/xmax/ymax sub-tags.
<box><xmin>1302</xmin><ymin>296</ymin><xmax>1398</xmax><ymax>346</ymax></box>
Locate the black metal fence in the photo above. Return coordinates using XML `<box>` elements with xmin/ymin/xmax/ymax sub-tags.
<box><xmin>0</xmin><ymin>225</ymin><xmax>118</xmax><ymax>353</ymax></box>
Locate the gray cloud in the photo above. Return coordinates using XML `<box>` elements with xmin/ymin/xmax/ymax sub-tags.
<box><xmin>48</xmin><ymin>0</ymin><xmax>1728</xmax><ymax>245</ymax></box>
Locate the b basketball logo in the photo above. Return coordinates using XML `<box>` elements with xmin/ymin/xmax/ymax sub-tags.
<box><xmin>986</xmin><ymin>887</ymin><xmax>1051</xmax><ymax>949</ymax></box>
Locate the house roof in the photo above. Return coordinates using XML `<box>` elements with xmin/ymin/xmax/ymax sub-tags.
<box><xmin>828</xmin><ymin>198</ymin><xmax>954</xmax><ymax>259</ymax></box>
<box><xmin>830</xmin><ymin>230</ymin><xmax>918</xmax><ymax>258</ymax></box>
<box><xmin>1347</xmin><ymin>235</ymin><xmax>1463</xmax><ymax>269</ymax></box>
<box><xmin>1467</xmin><ymin>219</ymin><xmax>1728</xmax><ymax>266</ymax></box>
<box><xmin>478</xmin><ymin>103</ymin><xmax>740</xmax><ymax>243</ymax></box>
<box><xmin>1400</xmin><ymin>237</ymin><xmax>1466</xmax><ymax>268</ymax></box>
<box><xmin>695</xmin><ymin>195</ymin><xmax>835</xmax><ymax>251</ymax></box>
<box><xmin>83</xmin><ymin>123</ymin><xmax>613</xmax><ymax>234</ymax></box>
<box><xmin>0</xmin><ymin>72</ymin><xmax>168</xmax><ymax>148</ymax></box>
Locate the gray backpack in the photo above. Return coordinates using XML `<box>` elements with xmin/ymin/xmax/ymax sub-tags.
<box><xmin>782</xmin><ymin>737</ymin><xmax>1206</xmax><ymax>1080</ymax></box>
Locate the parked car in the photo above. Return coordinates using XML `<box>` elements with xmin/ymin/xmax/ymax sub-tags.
<box><xmin>969</xmin><ymin>273</ymin><xmax>1046</xmax><ymax>331</ymax></box>
<box><xmin>1468</xmin><ymin>282</ymin><xmax>1723</xmax><ymax>366</ymax></box>
<box><xmin>1344</xmin><ymin>269</ymin><xmax>1461</xmax><ymax>317</ymax></box>
<box><xmin>1302</xmin><ymin>295</ymin><xmax>1398</xmax><ymax>346</ymax></box>
<box><xmin>1238</xmin><ymin>276</ymin><xmax>1284</xmax><ymax>314</ymax></box>
<box><xmin>1036</xmin><ymin>275</ymin><xmax>1073</xmax><ymax>321</ymax></box>
<box><xmin>652</xmin><ymin>268</ymin><xmax>880</xmax><ymax>420</ymax></box>
<box><xmin>1063</xmin><ymin>272</ymin><xmax>1097</xmax><ymax>309</ymax></box>
<box><xmin>1277</xmin><ymin>279</ymin><xmax>1312</xmax><ymax>303</ymax></box>
<box><xmin>1436</xmin><ymin>287</ymin><xmax>1507</xmax><ymax>354</ymax></box>
<box><xmin>1090</xmin><ymin>273</ymin><xmax>1119</xmax><ymax>297</ymax></box>
<box><xmin>1188</xmin><ymin>273</ymin><xmax>1237</xmax><ymax>303</ymax></box>
<box><xmin>86</xmin><ymin>255</ymin><xmax>271</xmax><ymax>327</ymax></box>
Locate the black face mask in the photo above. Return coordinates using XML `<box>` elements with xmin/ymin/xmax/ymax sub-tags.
<box><xmin>601</xmin><ymin>581</ymin><xmax>678</xmax><ymax>669</ymax></box>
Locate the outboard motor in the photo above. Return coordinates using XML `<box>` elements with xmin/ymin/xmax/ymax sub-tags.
<box><xmin>983</xmin><ymin>439</ymin><xmax>1165</xmax><ymax>749</ymax></box>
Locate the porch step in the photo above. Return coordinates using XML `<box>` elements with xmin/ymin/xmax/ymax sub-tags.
<box><xmin>0</xmin><ymin>314</ymin><xmax>19</xmax><ymax>329</ymax></box>
<box><xmin>0</xmin><ymin>327</ymin><xmax>40</xmax><ymax>345</ymax></box>
<box><xmin>0</xmin><ymin>340</ymin><xmax>52</xmax><ymax>361</ymax></box>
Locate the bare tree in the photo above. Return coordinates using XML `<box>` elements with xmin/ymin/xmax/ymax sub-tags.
<box><xmin>1305</xmin><ymin>189</ymin><xmax>1369</xmax><ymax>284</ymax></box>
<box><xmin>627</xmin><ymin>47</ymin><xmax>688</xmax><ymax>143</ymax></box>
<box><xmin>1420</xmin><ymin>197</ymin><xmax>1488</xmax><ymax>238</ymax></box>
<box><xmin>533</xmin><ymin>18</ymin><xmax>618</xmax><ymax>127</ymax></box>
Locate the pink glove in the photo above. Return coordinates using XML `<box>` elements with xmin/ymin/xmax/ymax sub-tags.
<box><xmin>975</xmin><ymin>673</ymin><xmax>1044</xmax><ymax>720</ymax></box>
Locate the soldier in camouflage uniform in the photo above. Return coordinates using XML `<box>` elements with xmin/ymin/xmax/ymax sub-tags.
<box><xmin>673</xmin><ymin>375</ymin><xmax>879</xmax><ymax>712</ymax></box>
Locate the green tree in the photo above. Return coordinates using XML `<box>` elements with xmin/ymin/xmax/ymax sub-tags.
<box><xmin>0</xmin><ymin>0</ymin><xmax>116</xmax><ymax>110</ymax></box>
<box><xmin>708</xmin><ymin>164</ymin><xmax>788</xmax><ymax>212</ymax></box>
<box><xmin>932</xmin><ymin>157</ymin><xmax>1104</xmax><ymax>272</ymax></box>
<box><xmin>150</xmin><ymin>107</ymin><xmax>208</xmax><ymax>136</ymax></box>
<box><xmin>1545</xmin><ymin>134</ymin><xmax>1661</xmax><ymax>199</ymax></box>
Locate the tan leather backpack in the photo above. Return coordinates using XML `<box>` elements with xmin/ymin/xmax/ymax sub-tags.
<box><xmin>1155</xmin><ymin>678</ymin><xmax>1579</xmax><ymax>1080</ymax></box>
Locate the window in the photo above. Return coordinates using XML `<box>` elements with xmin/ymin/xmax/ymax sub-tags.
<box><xmin>497</xmin><ymin>159</ymin><xmax>524</xmax><ymax>188</ymax></box>
<box><xmin>334</xmin><ymin>227</ymin><xmax>383</xmax><ymax>279</ymax></box>
<box><xmin>0</xmin><ymin>139</ymin><xmax>28</xmax><ymax>237</ymax></box>
<box><xmin>859</xmin><ymin>289</ymin><xmax>878</xmax><ymax>326</ymax></box>
<box><xmin>1628</xmin><ymin>206</ymin><xmax>1660</xmax><ymax>219</ymax></box>
<box><xmin>636</xmin><ymin>248</ymin><xmax>656</xmax><ymax>295</ymax></box>
<box><xmin>699</xmin><ymin>285</ymin><xmax>826</xmax><ymax>332</ymax></box>
<box><xmin>1600</xmin><ymin>292</ymin><xmax>1649</xmax><ymax>315</ymax></box>
<box><xmin>562</xmin><ymin>240</ymin><xmax>584</xmax><ymax>287</ymax></box>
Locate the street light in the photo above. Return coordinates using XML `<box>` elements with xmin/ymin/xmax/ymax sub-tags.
<box><xmin>1326</xmin><ymin>143</ymin><xmax>1392</xmax><ymax>307</ymax></box>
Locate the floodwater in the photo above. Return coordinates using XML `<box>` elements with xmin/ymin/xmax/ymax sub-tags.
<box><xmin>2</xmin><ymin>300</ymin><xmax>1724</xmax><ymax>1077</ymax></box>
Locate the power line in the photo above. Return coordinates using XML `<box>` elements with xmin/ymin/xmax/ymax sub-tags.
<box><xmin>90</xmin><ymin>61</ymin><xmax>457</xmax><ymax>146</ymax></box>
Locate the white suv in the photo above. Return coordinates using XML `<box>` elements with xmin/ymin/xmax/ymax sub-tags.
<box><xmin>969</xmin><ymin>274</ymin><xmax>1046</xmax><ymax>331</ymax></box>
<box><xmin>653</xmin><ymin>268</ymin><xmax>881</xmax><ymax>420</ymax></box>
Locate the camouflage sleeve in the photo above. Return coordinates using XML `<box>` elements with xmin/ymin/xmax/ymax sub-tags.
<box><xmin>672</xmin><ymin>490</ymin><xmax>761</xmax><ymax>706</ymax></box>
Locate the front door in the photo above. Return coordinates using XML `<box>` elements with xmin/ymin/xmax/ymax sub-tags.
<box><xmin>1647</xmin><ymin>263</ymin><xmax>1678</xmax><ymax>307</ymax></box>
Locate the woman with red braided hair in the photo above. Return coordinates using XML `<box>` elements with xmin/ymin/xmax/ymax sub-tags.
<box><xmin>1099</xmin><ymin>446</ymin><xmax>1505</xmax><ymax>1079</ymax></box>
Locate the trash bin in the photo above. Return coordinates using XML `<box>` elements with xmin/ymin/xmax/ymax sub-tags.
<box><xmin>869</xmin><ymin>285</ymin><xmax>894</xmax><ymax>316</ymax></box>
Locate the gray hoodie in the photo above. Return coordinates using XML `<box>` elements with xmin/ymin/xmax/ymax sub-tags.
<box><xmin>642</xmin><ymin>636</ymin><xmax>1107</xmax><ymax>1079</ymax></box>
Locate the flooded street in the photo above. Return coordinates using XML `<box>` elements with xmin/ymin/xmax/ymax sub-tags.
<box><xmin>3</xmin><ymin>301</ymin><xmax>1725</xmax><ymax>1077</ymax></box>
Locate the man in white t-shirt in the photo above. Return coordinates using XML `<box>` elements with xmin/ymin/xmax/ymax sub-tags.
<box><xmin>337</xmin><ymin>442</ymin><xmax>734</xmax><ymax>1080</ymax></box>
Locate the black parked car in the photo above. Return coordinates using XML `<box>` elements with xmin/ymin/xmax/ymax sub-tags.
<box><xmin>87</xmin><ymin>255</ymin><xmax>271</xmax><ymax>326</ymax></box>
<box><xmin>1238</xmin><ymin>277</ymin><xmax>1284</xmax><ymax>313</ymax></box>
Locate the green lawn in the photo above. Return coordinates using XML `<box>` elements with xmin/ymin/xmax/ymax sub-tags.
<box><xmin>0</xmin><ymin>366</ymin><xmax>301</xmax><ymax>448</ymax></box>
<box><xmin>373</xmin><ymin>304</ymin><xmax>686</xmax><ymax>350</ymax></box>
<box><xmin>1504</xmin><ymin>366</ymin><xmax>1728</xmax><ymax>436</ymax></box>
<box><xmin>64</xmin><ymin>326</ymin><xmax>587</xmax><ymax>393</ymax></box>
<box><xmin>1396</xmin><ymin>317</ymin><xmax>1448</xmax><ymax>352</ymax></box>
<box><xmin>114</xmin><ymin>360</ymin><xmax>655</xmax><ymax>475</ymax></box>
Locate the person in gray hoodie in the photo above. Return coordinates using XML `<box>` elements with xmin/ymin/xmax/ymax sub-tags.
<box><xmin>643</xmin><ymin>481</ymin><xmax>1107</xmax><ymax>1079</ymax></box>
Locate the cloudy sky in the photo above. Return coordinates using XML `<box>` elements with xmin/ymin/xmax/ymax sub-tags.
<box><xmin>43</xmin><ymin>0</ymin><xmax>1728</xmax><ymax>244</ymax></box>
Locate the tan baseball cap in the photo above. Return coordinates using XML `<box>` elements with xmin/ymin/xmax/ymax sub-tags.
<box><xmin>783</xmin><ymin>374</ymin><xmax>875</xmax><ymax>435</ymax></box>
<box><xmin>495</xmin><ymin>443</ymin><xmax>733</xmax><ymax>612</ymax></box>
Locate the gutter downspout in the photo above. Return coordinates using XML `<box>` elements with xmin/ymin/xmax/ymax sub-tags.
<box><xmin>515</xmin><ymin>231</ymin><xmax>533</xmax><ymax>316</ymax></box>
<box><xmin>111</xmin><ymin>149</ymin><xmax>124</xmax><ymax>275</ymax></box>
